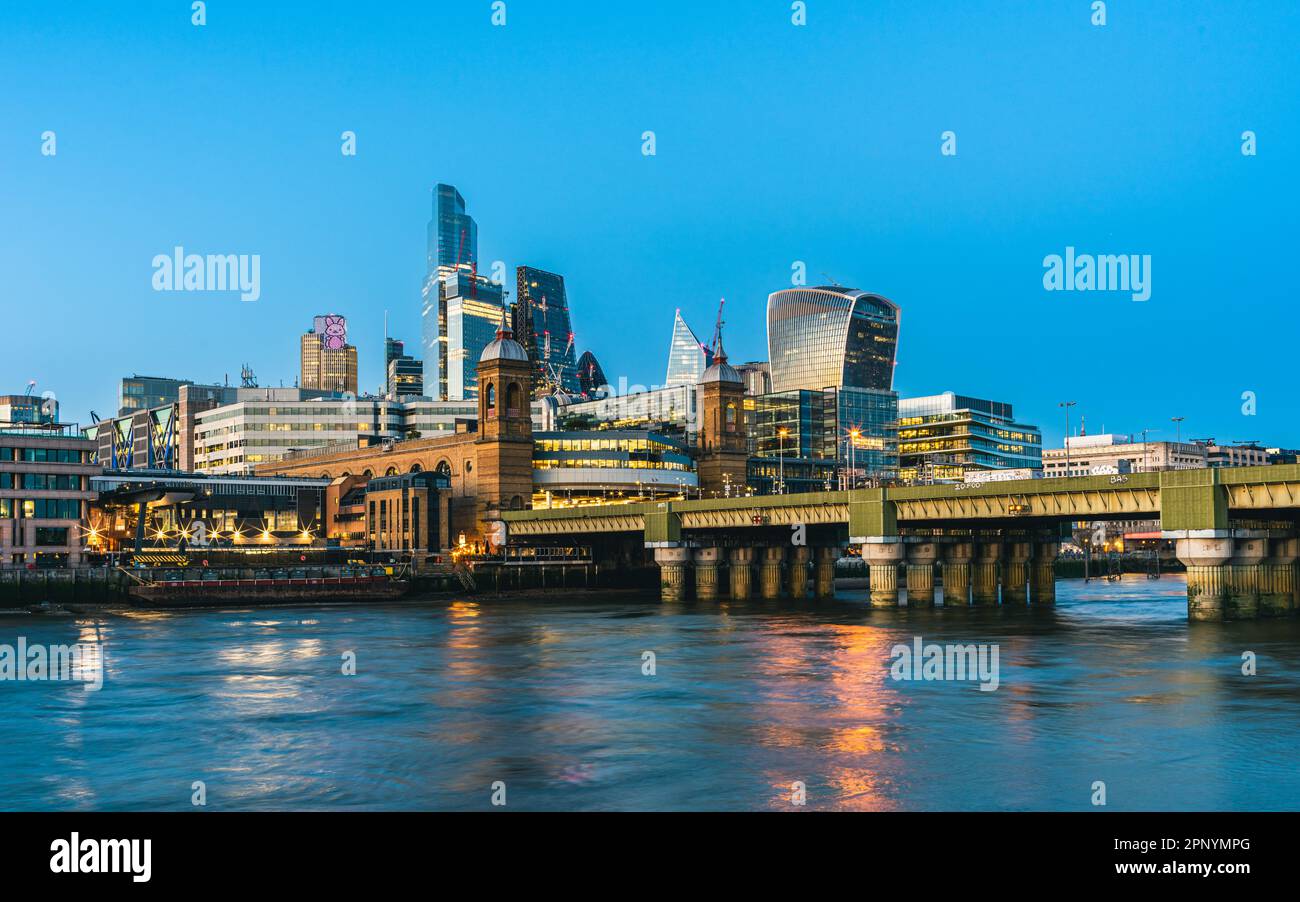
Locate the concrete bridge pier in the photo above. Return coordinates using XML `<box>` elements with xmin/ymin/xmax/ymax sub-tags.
<box><xmin>1176</xmin><ymin>536</ymin><xmax>1234</xmax><ymax>621</ymax></box>
<box><xmin>904</xmin><ymin>541</ymin><xmax>939</xmax><ymax>607</ymax></box>
<box><xmin>814</xmin><ymin>546</ymin><xmax>839</xmax><ymax>599</ymax></box>
<box><xmin>863</xmin><ymin>540</ymin><xmax>905</xmax><ymax>608</ymax></box>
<box><xmin>654</xmin><ymin>547</ymin><xmax>693</xmax><ymax>602</ymax></box>
<box><xmin>1226</xmin><ymin>535</ymin><xmax>1267</xmax><ymax>620</ymax></box>
<box><xmin>759</xmin><ymin>546</ymin><xmax>786</xmax><ymax>600</ymax></box>
<box><xmin>1259</xmin><ymin>537</ymin><xmax>1296</xmax><ymax>617</ymax></box>
<box><xmin>694</xmin><ymin>547</ymin><xmax>723</xmax><ymax>602</ymax></box>
<box><xmin>1001</xmin><ymin>541</ymin><xmax>1031</xmax><ymax>605</ymax></box>
<box><xmin>971</xmin><ymin>541</ymin><xmax>1002</xmax><ymax>606</ymax></box>
<box><xmin>729</xmin><ymin>547</ymin><xmax>755</xmax><ymax>601</ymax></box>
<box><xmin>1030</xmin><ymin>541</ymin><xmax>1059</xmax><ymax>605</ymax></box>
<box><xmin>788</xmin><ymin>546</ymin><xmax>811</xmax><ymax>600</ymax></box>
<box><xmin>941</xmin><ymin>541</ymin><xmax>973</xmax><ymax>607</ymax></box>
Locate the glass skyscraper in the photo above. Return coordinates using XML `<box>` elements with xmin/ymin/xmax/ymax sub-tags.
<box><xmin>420</xmin><ymin>183</ymin><xmax>503</xmax><ymax>399</ymax></box>
<box><xmin>664</xmin><ymin>310</ymin><xmax>713</xmax><ymax>386</ymax></box>
<box><xmin>515</xmin><ymin>266</ymin><xmax>579</xmax><ymax>397</ymax></box>
<box><xmin>764</xmin><ymin>287</ymin><xmax>902</xmax><ymax>479</ymax></box>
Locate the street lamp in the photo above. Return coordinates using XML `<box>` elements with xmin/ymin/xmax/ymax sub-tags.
<box><xmin>1059</xmin><ymin>401</ymin><xmax>1077</xmax><ymax>477</ymax></box>
<box><xmin>848</xmin><ymin>428</ymin><xmax>861</xmax><ymax>490</ymax></box>
<box><xmin>777</xmin><ymin>427</ymin><xmax>789</xmax><ymax>495</ymax></box>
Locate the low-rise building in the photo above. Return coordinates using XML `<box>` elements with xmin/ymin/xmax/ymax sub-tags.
<box><xmin>1043</xmin><ymin>434</ymin><xmax>1206</xmax><ymax>477</ymax></box>
<box><xmin>0</xmin><ymin>425</ymin><xmax>98</xmax><ymax>566</ymax></box>
<box><xmin>898</xmin><ymin>392</ymin><xmax>1042</xmax><ymax>483</ymax></box>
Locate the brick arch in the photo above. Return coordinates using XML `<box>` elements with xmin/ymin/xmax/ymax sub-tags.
<box><xmin>434</xmin><ymin>458</ymin><xmax>453</xmax><ymax>477</ymax></box>
<box><xmin>409</xmin><ymin>463</ymin><xmax>422</xmax><ymax>474</ymax></box>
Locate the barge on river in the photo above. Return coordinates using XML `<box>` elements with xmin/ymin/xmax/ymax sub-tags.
<box><xmin>126</xmin><ymin>566</ymin><xmax>410</xmax><ymax>607</ymax></box>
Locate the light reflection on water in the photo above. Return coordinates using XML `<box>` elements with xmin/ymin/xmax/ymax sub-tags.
<box><xmin>1</xmin><ymin>573</ymin><xmax>1298</xmax><ymax>811</ymax></box>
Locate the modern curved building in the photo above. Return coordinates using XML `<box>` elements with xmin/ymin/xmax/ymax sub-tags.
<box><xmin>764</xmin><ymin>287</ymin><xmax>902</xmax><ymax>480</ymax></box>
<box><xmin>575</xmin><ymin>350</ymin><xmax>608</xmax><ymax>397</ymax></box>
<box><xmin>766</xmin><ymin>287</ymin><xmax>899</xmax><ymax>393</ymax></box>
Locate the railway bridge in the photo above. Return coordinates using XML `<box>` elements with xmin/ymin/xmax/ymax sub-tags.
<box><xmin>499</xmin><ymin>466</ymin><xmax>1300</xmax><ymax>621</ymax></box>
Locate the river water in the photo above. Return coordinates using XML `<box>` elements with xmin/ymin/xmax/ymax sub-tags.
<box><xmin>2</xmin><ymin>574</ymin><xmax>1297</xmax><ymax>811</ymax></box>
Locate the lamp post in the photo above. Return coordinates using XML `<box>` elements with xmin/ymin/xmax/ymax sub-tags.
<box><xmin>1171</xmin><ymin>416</ymin><xmax>1184</xmax><ymax>445</ymax></box>
<box><xmin>849</xmin><ymin>428</ymin><xmax>861</xmax><ymax>490</ymax></box>
<box><xmin>777</xmin><ymin>427</ymin><xmax>788</xmax><ymax>495</ymax></box>
<box><xmin>1059</xmin><ymin>401</ymin><xmax>1077</xmax><ymax>477</ymax></box>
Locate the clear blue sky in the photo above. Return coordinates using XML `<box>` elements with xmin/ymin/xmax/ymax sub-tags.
<box><xmin>2</xmin><ymin>0</ymin><xmax>1296</xmax><ymax>447</ymax></box>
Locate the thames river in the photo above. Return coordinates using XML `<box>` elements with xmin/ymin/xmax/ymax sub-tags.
<box><xmin>2</xmin><ymin>574</ymin><xmax>1298</xmax><ymax>811</ymax></box>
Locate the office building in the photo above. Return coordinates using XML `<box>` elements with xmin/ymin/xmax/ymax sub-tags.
<box><xmin>1195</xmin><ymin>441</ymin><xmax>1271</xmax><ymax>468</ymax></box>
<box><xmin>765</xmin><ymin>286</ymin><xmax>902</xmax><ymax>477</ymax></box>
<box><xmin>542</xmin><ymin>383</ymin><xmax>698</xmax><ymax>440</ymax></box>
<box><xmin>515</xmin><ymin>266</ymin><xmax>580</xmax><ymax>397</ymax></box>
<box><xmin>0</xmin><ymin>424</ymin><xmax>98</xmax><ymax>566</ymax></box>
<box><xmin>897</xmin><ymin>392</ymin><xmax>1043</xmax><ymax>483</ymax></box>
<box><xmin>0</xmin><ymin>393</ymin><xmax>59</xmax><ymax>426</ymax></box>
<box><xmin>387</xmin><ymin>354</ymin><xmax>425</xmax><ymax>400</ymax></box>
<box><xmin>118</xmin><ymin>375</ymin><xmax>194</xmax><ymax>417</ymax></box>
<box><xmin>421</xmin><ymin>184</ymin><xmax>504</xmax><ymax>400</ymax></box>
<box><xmin>575</xmin><ymin>350</ymin><xmax>608</xmax><ymax>397</ymax></box>
<box><xmin>1043</xmin><ymin>434</ymin><xmax>1207</xmax><ymax>477</ymax></box>
<box><xmin>300</xmin><ymin>315</ymin><xmax>358</xmax><ymax>395</ymax></box>
<box><xmin>443</xmin><ymin>274</ymin><xmax>506</xmax><ymax>400</ymax></box>
<box><xmin>193</xmin><ymin>395</ymin><xmax>405</xmax><ymax>475</ymax></box>
<box><xmin>533</xmin><ymin>431</ymin><xmax>696</xmax><ymax>507</ymax></box>
<box><xmin>735</xmin><ymin>361</ymin><xmax>772</xmax><ymax>396</ymax></box>
<box><xmin>664</xmin><ymin>310</ymin><xmax>713</xmax><ymax>386</ymax></box>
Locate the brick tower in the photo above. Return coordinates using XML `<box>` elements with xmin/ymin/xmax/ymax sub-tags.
<box><xmin>696</xmin><ymin>323</ymin><xmax>749</xmax><ymax>497</ymax></box>
<box><xmin>475</xmin><ymin>309</ymin><xmax>534</xmax><ymax>534</ymax></box>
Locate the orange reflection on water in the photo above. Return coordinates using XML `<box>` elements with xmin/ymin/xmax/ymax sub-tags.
<box><xmin>753</xmin><ymin>619</ymin><xmax>904</xmax><ymax>810</ymax></box>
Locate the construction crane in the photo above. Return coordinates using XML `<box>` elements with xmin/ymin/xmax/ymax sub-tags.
<box><xmin>24</xmin><ymin>379</ymin><xmax>36</xmax><ymax>397</ymax></box>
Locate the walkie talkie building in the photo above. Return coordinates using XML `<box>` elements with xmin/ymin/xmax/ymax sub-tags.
<box><xmin>764</xmin><ymin>287</ymin><xmax>901</xmax><ymax>478</ymax></box>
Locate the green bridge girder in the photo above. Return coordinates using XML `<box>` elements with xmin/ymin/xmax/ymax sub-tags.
<box><xmin>500</xmin><ymin>465</ymin><xmax>1300</xmax><ymax>544</ymax></box>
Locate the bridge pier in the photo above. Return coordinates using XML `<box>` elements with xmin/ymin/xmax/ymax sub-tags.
<box><xmin>1002</xmin><ymin>541</ymin><xmax>1031</xmax><ymax>605</ymax></box>
<box><xmin>694</xmin><ymin>547</ymin><xmax>723</xmax><ymax>602</ymax></box>
<box><xmin>654</xmin><ymin>547</ymin><xmax>693</xmax><ymax>602</ymax></box>
<box><xmin>904</xmin><ymin>541</ymin><xmax>939</xmax><ymax>607</ymax></box>
<box><xmin>1030</xmin><ymin>541</ymin><xmax>1059</xmax><ymax>605</ymax></box>
<box><xmin>863</xmin><ymin>540</ymin><xmax>905</xmax><ymax>608</ymax></box>
<box><xmin>1176</xmin><ymin>536</ymin><xmax>1234</xmax><ymax>621</ymax></box>
<box><xmin>788</xmin><ymin>546</ymin><xmax>811</xmax><ymax>600</ymax></box>
<box><xmin>759</xmin><ymin>546</ymin><xmax>786</xmax><ymax>600</ymax></box>
<box><xmin>1226</xmin><ymin>535</ymin><xmax>1267</xmax><ymax>620</ymax></box>
<box><xmin>729</xmin><ymin>547</ymin><xmax>755</xmax><ymax>600</ymax></box>
<box><xmin>1261</xmin><ymin>537</ymin><xmax>1298</xmax><ymax>617</ymax></box>
<box><xmin>814</xmin><ymin>546</ymin><xmax>839</xmax><ymax>599</ymax></box>
<box><xmin>971</xmin><ymin>541</ymin><xmax>1001</xmax><ymax>606</ymax></box>
<box><xmin>941</xmin><ymin>541</ymin><xmax>973</xmax><ymax>607</ymax></box>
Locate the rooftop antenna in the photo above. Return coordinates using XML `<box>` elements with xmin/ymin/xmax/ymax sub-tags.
<box><xmin>821</xmin><ymin>272</ymin><xmax>844</xmax><ymax>289</ymax></box>
<box><xmin>24</xmin><ymin>379</ymin><xmax>36</xmax><ymax>397</ymax></box>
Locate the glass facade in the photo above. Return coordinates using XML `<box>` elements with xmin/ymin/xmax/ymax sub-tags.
<box><xmin>445</xmin><ymin>289</ymin><xmax>506</xmax><ymax>401</ymax></box>
<box><xmin>664</xmin><ymin>310</ymin><xmax>713</xmax><ymax>386</ymax></box>
<box><xmin>767</xmin><ymin>288</ymin><xmax>899</xmax><ymax>394</ymax></box>
<box><xmin>118</xmin><ymin>376</ymin><xmax>192</xmax><ymax>417</ymax></box>
<box><xmin>515</xmin><ymin>266</ymin><xmax>579</xmax><ymax>396</ymax></box>
<box><xmin>422</xmin><ymin>183</ymin><xmax>492</xmax><ymax>399</ymax></box>
<box><xmin>897</xmin><ymin>392</ymin><xmax>1042</xmax><ymax>483</ymax></box>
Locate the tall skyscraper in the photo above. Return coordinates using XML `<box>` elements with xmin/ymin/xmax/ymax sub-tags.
<box><xmin>766</xmin><ymin>287</ymin><xmax>902</xmax><ymax>477</ymax></box>
<box><xmin>301</xmin><ymin>314</ymin><xmax>358</xmax><ymax>395</ymax></box>
<box><xmin>420</xmin><ymin>183</ymin><xmax>503</xmax><ymax>400</ymax></box>
<box><xmin>664</xmin><ymin>310</ymin><xmax>713</xmax><ymax>386</ymax></box>
<box><xmin>514</xmin><ymin>266</ymin><xmax>579</xmax><ymax>397</ymax></box>
<box><xmin>575</xmin><ymin>350</ymin><xmax>608</xmax><ymax>397</ymax></box>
